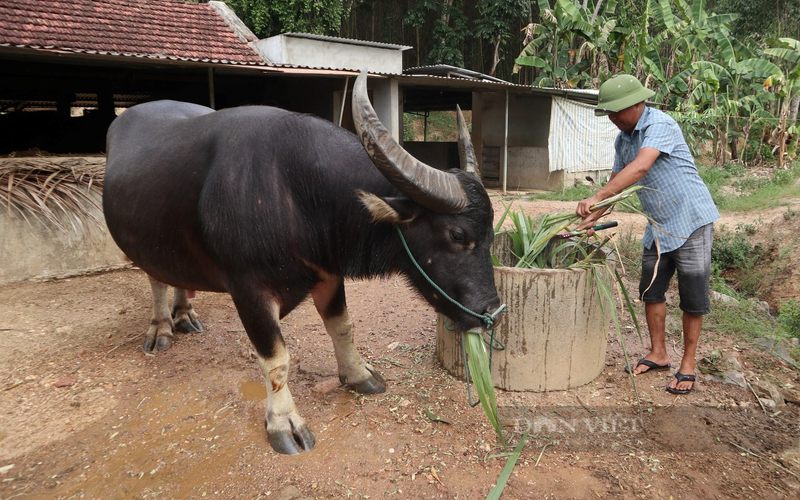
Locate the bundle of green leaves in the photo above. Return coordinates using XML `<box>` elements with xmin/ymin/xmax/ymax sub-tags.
<box><xmin>493</xmin><ymin>185</ymin><xmax>642</xmax><ymax>269</ymax></box>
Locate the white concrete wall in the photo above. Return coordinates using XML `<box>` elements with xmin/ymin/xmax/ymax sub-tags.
<box><xmin>255</xmin><ymin>35</ymin><xmax>405</xmax><ymax>74</ymax></box>
<box><xmin>0</xmin><ymin>192</ymin><xmax>128</xmax><ymax>285</ymax></box>
<box><xmin>502</xmin><ymin>147</ymin><xmax>562</xmax><ymax>192</ymax></box>
<box><xmin>372</xmin><ymin>78</ymin><xmax>401</xmax><ymax>142</ymax></box>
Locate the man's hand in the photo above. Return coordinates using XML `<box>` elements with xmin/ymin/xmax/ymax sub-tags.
<box><xmin>576</xmin><ymin>194</ymin><xmax>602</xmax><ymax>218</ymax></box>
<box><xmin>575</xmin><ymin>195</ymin><xmax>608</xmax><ymax>235</ymax></box>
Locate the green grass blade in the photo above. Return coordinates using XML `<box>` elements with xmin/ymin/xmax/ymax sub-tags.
<box><xmin>592</xmin><ymin>267</ymin><xmax>642</xmax><ymax>411</ymax></box>
<box><xmin>485</xmin><ymin>430</ymin><xmax>529</xmax><ymax>500</ymax></box>
<box><xmin>494</xmin><ymin>201</ymin><xmax>514</xmax><ymax>234</ymax></box>
<box><xmin>614</xmin><ymin>268</ymin><xmax>643</xmax><ymax>344</ymax></box>
<box><xmin>464</xmin><ymin>330</ymin><xmax>506</xmax><ymax>448</ymax></box>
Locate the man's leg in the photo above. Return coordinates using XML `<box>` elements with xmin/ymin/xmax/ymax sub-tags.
<box><xmin>668</xmin><ymin>312</ymin><xmax>701</xmax><ymax>391</ymax></box>
<box><xmin>668</xmin><ymin>224</ymin><xmax>714</xmax><ymax>392</ymax></box>
<box><xmin>633</xmin><ymin>301</ymin><xmax>670</xmax><ymax>374</ymax></box>
<box><xmin>634</xmin><ymin>243</ymin><xmax>675</xmax><ymax>374</ymax></box>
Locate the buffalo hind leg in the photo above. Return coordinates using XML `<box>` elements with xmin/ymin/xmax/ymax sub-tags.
<box><xmin>311</xmin><ymin>279</ymin><xmax>386</xmax><ymax>394</ymax></box>
<box><xmin>232</xmin><ymin>292</ymin><xmax>315</xmax><ymax>455</ymax></box>
<box><xmin>171</xmin><ymin>288</ymin><xmax>204</xmax><ymax>333</ymax></box>
<box><xmin>144</xmin><ymin>275</ymin><xmax>174</xmax><ymax>352</ymax></box>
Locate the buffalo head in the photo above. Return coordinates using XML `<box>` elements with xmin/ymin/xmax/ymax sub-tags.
<box><xmin>351</xmin><ymin>71</ymin><xmax>503</xmax><ymax>332</ymax></box>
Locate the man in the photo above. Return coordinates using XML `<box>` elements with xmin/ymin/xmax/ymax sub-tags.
<box><xmin>576</xmin><ymin>74</ymin><xmax>720</xmax><ymax>395</ymax></box>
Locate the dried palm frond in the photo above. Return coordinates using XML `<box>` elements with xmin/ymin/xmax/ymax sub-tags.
<box><xmin>0</xmin><ymin>156</ymin><xmax>106</xmax><ymax>236</ymax></box>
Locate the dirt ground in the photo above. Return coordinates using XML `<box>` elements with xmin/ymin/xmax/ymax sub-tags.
<box><xmin>1</xmin><ymin>194</ymin><xmax>799</xmax><ymax>500</ymax></box>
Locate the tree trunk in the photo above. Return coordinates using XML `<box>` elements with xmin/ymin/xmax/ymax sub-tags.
<box><xmin>438</xmin><ymin>0</ymin><xmax>454</xmax><ymax>62</ymax></box>
<box><xmin>591</xmin><ymin>0</ymin><xmax>605</xmax><ymax>23</ymax></box>
<box><xmin>778</xmin><ymin>111</ymin><xmax>787</xmax><ymax>169</ymax></box>
<box><xmin>489</xmin><ymin>35</ymin><xmax>501</xmax><ymax>76</ymax></box>
<box><xmin>723</xmin><ymin>115</ymin><xmax>730</xmax><ymax>164</ymax></box>
<box><xmin>730</xmin><ymin>87</ymin><xmax>739</xmax><ymax>161</ymax></box>
<box><xmin>416</xmin><ymin>27</ymin><xmax>420</xmax><ymax>67</ymax></box>
<box><xmin>713</xmin><ymin>93</ymin><xmax>721</xmax><ymax>166</ymax></box>
<box><xmin>755</xmin><ymin>126</ymin><xmax>765</xmax><ymax>165</ymax></box>
<box><xmin>791</xmin><ymin>95</ymin><xmax>800</xmax><ymax>156</ymax></box>
<box><xmin>742</xmin><ymin>121</ymin><xmax>752</xmax><ymax>166</ymax></box>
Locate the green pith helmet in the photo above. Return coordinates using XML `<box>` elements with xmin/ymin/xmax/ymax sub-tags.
<box><xmin>595</xmin><ymin>74</ymin><xmax>655</xmax><ymax>116</ymax></box>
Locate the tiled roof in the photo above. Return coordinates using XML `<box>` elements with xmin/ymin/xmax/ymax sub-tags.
<box><xmin>0</xmin><ymin>0</ymin><xmax>263</xmax><ymax>65</ymax></box>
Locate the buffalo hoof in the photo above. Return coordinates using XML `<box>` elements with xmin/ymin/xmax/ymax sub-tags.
<box><xmin>345</xmin><ymin>366</ymin><xmax>387</xmax><ymax>394</ymax></box>
<box><xmin>175</xmin><ymin>317</ymin><xmax>204</xmax><ymax>333</ymax></box>
<box><xmin>154</xmin><ymin>335</ymin><xmax>173</xmax><ymax>351</ymax></box>
<box><xmin>266</xmin><ymin>421</ymin><xmax>316</xmax><ymax>455</ymax></box>
<box><xmin>143</xmin><ymin>335</ymin><xmax>173</xmax><ymax>353</ymax></box>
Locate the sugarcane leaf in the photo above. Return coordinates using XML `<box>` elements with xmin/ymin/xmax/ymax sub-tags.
<box><xmin>615</xmin><ymin>268</ymin><xmax>643</xmax><ymax>344</ymax></box>
<box><xmin>464</xmin><ymin>331</ymin><xmax>506</xmax><ymax>448</ymax></box>
<box><xmin>486</xmin><ymin>429</ymin><xmax>529</xmax><ymax>500</ymax></box>
<box><xmin>495</xmin><ymin>201</ymin><xmax>513</xmax><ymax>234</ymax></box>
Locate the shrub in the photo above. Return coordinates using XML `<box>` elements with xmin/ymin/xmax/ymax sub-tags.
<box><xmin>778</xmin><ymin>299</ymin><xmax>800</xmax><ymax>339</ymax></box>
<box><xmin>711</xmin><ymin>225</ymin><xmax>767</xmax><ymax>297</ymax></box>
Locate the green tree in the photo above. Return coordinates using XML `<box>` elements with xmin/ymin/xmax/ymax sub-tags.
<box><xmin>222</xmin><ymin>0</ymin><xmax>350</xmax><ymax>38</ymax></box>
<box><xmin>475</xmin><ymin>0</ymin><xmax>530</xmax><ymax>76</ymax></box>
<box><xmin>711</xmin><ymin>0</ymin><xmax>800</xmax><ymax>41</ymax></box>
<box><xmin>686</xmin><ymin>31</ymin><xmax>781</xmax><ymax>163</ymax></box>
<box><xmin>404</xmin><ymin>0</ymin><xmax>470</xmax><ymax>67</ymax></box>
<box><xmin>764</xmin><ymin>37</ymin><xmax>800</xmax><ymax>166</ymax></box>
<box><xmin>513</xmin><ymin>0</ymin><xmax>620</xmax><ymax>87</ymax></box>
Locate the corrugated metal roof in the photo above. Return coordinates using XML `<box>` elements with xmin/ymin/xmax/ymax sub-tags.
<box><xmin>529</xmin><ymin>86</ymin><xmax>600</xmax><ymax>103</ymax></box>
<box><xmin>282</xmin><ymin>33</ymin><xmax>412</xmax><ymax>51</ymax></box>
<box><xmin>399</xmin><ymin>74</ymin><xmax>530</xmax><ymax>94</ymax></box>
<box><xmin>404</xmin><ymin>65</ymin><xmax>509</xmax><ymax>84</ymax></box>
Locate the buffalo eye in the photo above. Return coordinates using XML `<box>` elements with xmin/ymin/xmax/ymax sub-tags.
<box><xmin>450</xmin><ymin>230</ymin><xmax>465</xmax><ymax>243</ymax></box>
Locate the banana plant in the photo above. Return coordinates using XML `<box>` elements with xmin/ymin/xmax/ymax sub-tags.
<box><xmin>649</xmin><ymin>0</ymin><xmax>741</xmax><ymax>106</ymax></box>
<box><xmin>514</xmin><ymin>0</ymin><xmax>620</xmax><ymax>88</ymax></box>
<box><xmin>764</xmin><ymin>37</ymin><xmax>800</xmax><ymax>166</ymax></box>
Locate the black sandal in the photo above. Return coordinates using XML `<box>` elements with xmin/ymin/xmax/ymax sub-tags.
<box><xmin>624</xmin><ymin>358</ymin><xmax>671</xmax><ymax>374</ymax></box>
<box><xmin>666</xmin><ymin>372</ymin><xmax>696</xmax><ymax>394</ymax></box>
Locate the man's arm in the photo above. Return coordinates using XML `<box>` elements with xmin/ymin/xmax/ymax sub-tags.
<box><xmin>575</xmin><ymin>147</ymin><xmax>661</xmax><ymax>230</ymax></box>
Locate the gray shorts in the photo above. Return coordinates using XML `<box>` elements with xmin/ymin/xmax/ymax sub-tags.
<box><xmin>639</xmin><ymin>223</ymin><xmax>714</xmax><ymax>315</ymax></box>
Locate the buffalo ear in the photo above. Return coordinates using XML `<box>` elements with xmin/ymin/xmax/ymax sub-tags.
<box><xmin>358</xmin><ymin>191</ymin><xmax>422</xmax><ymax>224</ymax></box>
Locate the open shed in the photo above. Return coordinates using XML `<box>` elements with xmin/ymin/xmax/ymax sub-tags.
<box><xmin>0</xmin><ymin>0</ymin><xmax>615</xmax><ymax>188</ymax></box>
<box><xmin>0</xmin><ymin>0</ymin><xmax>617</xmax><ymax>284</ymax></box>
<box><xmin>477</xmin><ymin>86</ymin><xmax>618</xmax><ymax>192</ymax></box>
<box><xmin>398</xmin><ymin>66</ymin><xmax>617</xmax><ymax>192</ymax></box>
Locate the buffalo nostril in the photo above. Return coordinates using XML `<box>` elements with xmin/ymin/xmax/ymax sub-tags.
<box><xmin>484</xmin><ymin>303</ymin><xmax>505</xmax><ymax>328</ymax></box>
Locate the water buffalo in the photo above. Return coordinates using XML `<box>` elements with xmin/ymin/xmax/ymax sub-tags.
<box><xmin>104</xmin><ymin>71</ymin><xmax>501</xmax><ymax>454</ymax></box>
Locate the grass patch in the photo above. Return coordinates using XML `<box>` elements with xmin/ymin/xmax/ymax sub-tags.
<box><xmin>527</xmin><ymin>161</ymin><xmax>800</xmax><ymax>215</ymax></box>
<box><xmin>613</xmin><ymin>228</ymin><xmax>642</xmax><ymax>280</ymax></box>
<box><xmin>526</xmin><ymin>184</ymin><xmax>595</xmax><ymax>202</ymax></box>
<box><xmin>777</xmin><ymin>299</ymin><xmax>800</xmax><ymax>340</ymax></box>
<box><xmin>711</xmin><ymin>224</ymin><xmax>769</xmax><ymax>298</ymax></box>
<box><xmin>705</xmin><ymin>299</ymin><xmax>781</xmax><ymax>341</ymax></box>
<box><xmin>403</xmin><ymin>111</ymin><xmax>459</xmax><ymax>142</ymax></box>
<box><xmin>699</xmin><ymin>161</ymin><xmax>800</xmax><ymax>212</ymax></box>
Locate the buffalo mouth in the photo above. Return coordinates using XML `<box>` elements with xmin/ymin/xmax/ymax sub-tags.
<box><xmin>440</xmin><ymin>300</ymin><xmax>504</xmax><ymax>333</ymax></box>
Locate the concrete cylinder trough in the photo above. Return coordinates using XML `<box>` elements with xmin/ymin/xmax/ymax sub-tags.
<box><xmin>436</xmin><ymin>234</ymin><xmax>612</xmax><ymax>392</ymax></box>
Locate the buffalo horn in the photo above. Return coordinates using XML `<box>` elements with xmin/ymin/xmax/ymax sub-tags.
<box><xmin>456</xmin><ymin>104</ymin><xmax>482</xmax><ymax>183</ymax></box>
<box><xmin>352</xmin><ymin>70</ymin><xmax>468</xmax><ymax>213</ymax></box>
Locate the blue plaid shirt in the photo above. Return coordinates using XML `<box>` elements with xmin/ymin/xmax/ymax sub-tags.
<box><xmin>612</xmin><ymin>107</ymin><xmax>719</xmax><ymax>253</ymax></box>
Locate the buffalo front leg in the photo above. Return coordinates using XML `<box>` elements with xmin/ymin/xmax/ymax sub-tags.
<box><xmin>311</xmin><ymin>279</ymin><xmax>386</xmax><ymax>394</ymax></box>
<box><xmin>171</xmin><ymin>288</ymin><xmax>204</xmax><ymax>334</ymax></box>
<box><xmin>231</xmin><ymin>292</ymin><xmax>315</xmax><ymax>455</ymax></box>
<box><xmin>144</xmin><ymin>275</ymin><xmax>174</xmax><ymax>352</ymax></box>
